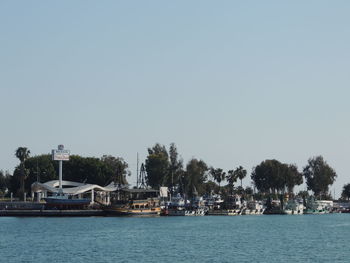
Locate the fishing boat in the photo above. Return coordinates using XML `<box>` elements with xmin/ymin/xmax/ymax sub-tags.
<box><xmin>207</xmin><ymin>194</ymin><xmax>243</xmax><ymax>216</ymax></box>
<box><xmin>304</xmin><ymin>199</ymin><xmax>333</xmax><ymax>214</ymax></box>
<box><xmin>207</xmin><ymin>209</ymin><xmax>241</xmax><ymax>216</ymax></box>
<box><xmin>242</xmin><ymin>200</ymin><xmax>266</xmax><ymax>215</ymax></box>
<box><xmin>283</xmin><ymin>199</ymin><xmax>304</xmax><ymax>215</ymax></box>
<box><xmin>165</xmin><ymin>195</ymin><xmax>186</xmax><ymax>216</ymax></box>
<box><xmin>164</xmin><ymin>194</ymin><xmax>206</xmax><ymax>216</ymax></box>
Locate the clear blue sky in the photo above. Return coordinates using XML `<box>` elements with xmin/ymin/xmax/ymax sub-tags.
<box><xmin>1</xmin><ymin>1</ymin><xmax>349</xmax><ymax>197</ymax></box>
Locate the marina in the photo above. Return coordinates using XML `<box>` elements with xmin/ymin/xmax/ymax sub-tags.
<box><xmin>2</xmin><ymin>1</ymin><xmax>350</xmax><ymax>262</ymax></box>
<box><xmin>0</xmin><ymin>195</ymin><xmax>347</xmax><ymax>217</ymax></box>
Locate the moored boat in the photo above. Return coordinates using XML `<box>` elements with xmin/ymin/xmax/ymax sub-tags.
<box><xmin>104</xmin><ymin>199</ymin><xmax>161</xmax><ymax>216</ymax></box>
<box><xmin>304</xmin><ymin>199</ymin><xmax>333</xmax><ymax>214</ymax></box>
<box><xmin>104</xmin><ymin>188</ymin><xmax>161</xmax><ymax>216</ymax></box>
<box><xmin>43</xmin><ymin>193</ymin><xmax>91</xmax><ymax>209</ymax></box>
<box><xmin>283</xmin><ymin>199</ymin><xmax>304</xmax><ymax>215</ymax></box>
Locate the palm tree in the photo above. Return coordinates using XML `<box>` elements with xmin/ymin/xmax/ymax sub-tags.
<box><xmin>210</xmin><ymin>167</ymin><xmax>226</xmax><ymax>189</ymax></box>
<box><xmin>15</xmin><ymin>147</ymin><xmax>30</xmax><ymax>200</ymax></box>
<box><xmin>235</xmin><ymin>166</ymin><xmax>247</xmax><ymax>188</ymax></box>
<box><xmin>226</xmin><ymin>170</ymin><xmax>238</xmax><ymax>194</ymax></box>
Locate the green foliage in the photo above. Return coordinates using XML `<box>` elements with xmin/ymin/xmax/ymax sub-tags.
<box><xmin>303</xmin><ymin>156</ymin><xmax>336</xmax><ymax>198</ymax></box>
<box><xmin>14</xmin><ymin>147</ymin><xmax>30</xmax><ymax>199</ymax></box>
<box><xmin>251</xmin><ymin>159</ymin><xmax>283</xmax><ymax>193</ymax></box>
<box><xmin>341</xmin><ymin>183</ymin><xmax>350</xmax><ymax>200</ymax></box>
<box><xmin>285</xmin><ymin>164</ymin><xmax>303</xmax><ymax>193</ymax></box>
<box><xmin>210</xmin><ymin>167</ymin><xmax>226</xmax><ymax>187</ymax></box>
<box><xmin>183</xmin><ymin>158</ymin><xmax>208</xmax><ymax>197</ymax></box>
<box><xmin>297</xmin><ymin>190</ymin><xmax>309</xmax><ymax>199</ymax></box>
<box><xmin>251</xmin><ymin>159</ymin><xmax>303</xmax><ymax>194</ymax></box>
<box><xmin>101</xmin><ymin>155</ymin><xmax>130</xmax><ymax>185</ymax></box>
<box><xmin>202</xmin><ymin>180</ymin><xmax>220</xmax><ymax>195</ymax></box>
<box><xmin>9</xmin><ymin>153</ymin><xmax>130</xmax><ymax>196</ymax></box>
<box><xmin>245</xmin><ymin>186</ymin><xmax>253</xmax><ymax>195</ymax></box>
<box><xmin>61</xmin><ymin>155</ymin><xmax>130</xmax><ymax>186</ymax></box>
<box><xmin>236</xmin><ymin>166</ymin><xmax>247</xmax><ymax>187</ymax></box>
<box><xmin>145</xmin><ymin>143</ymin><xmax>169</xmax><ymax>188</ymax></box>
<box><xmin>55</xmin><ymin>155</ymin><xmax>104</xmax><ymax>185</ymax></box>
<box><xmin>22</xmin><ymin>154</ymin><xmax>57</xmax><ymax>193</ymax></box>
<box><xmin>227</xmin><ymin>166</ymin><xmax>247</xmax><ymax>190</ymax></box>
<box><xmin>167</xmin><ymin>143</ymin><xmax>183</xmax><ymax>189</ymax></box>
<box><xmin>0</xmin><ymin>170</ymin><xmax>11</xmax><ymax>197</ymax></box>
<box><xmin>226</xmin><ymin>170</ymin><xmax>238</xmax><ymax>193</ymax></box>
<box><xmin>15</xmin><ymin>147</ymin><xmax>31</xmax><ymax>163</ymax></box>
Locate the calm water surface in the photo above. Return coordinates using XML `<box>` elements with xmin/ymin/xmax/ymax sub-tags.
<box><xmin>1</xmin><ymin>214</ymin><xmax>350</xmax><ymax>262</ymax></box>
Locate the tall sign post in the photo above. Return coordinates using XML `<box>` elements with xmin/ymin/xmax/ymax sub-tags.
<box><xmin>52</xmin><ymin>145</ymin><xmax>70</xmax><ymax>192</ymax></box>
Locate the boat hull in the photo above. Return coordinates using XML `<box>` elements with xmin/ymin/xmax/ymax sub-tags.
<box><xmin>104</xmin><ymin>207</ymin><xmax>161</xmax><ymax>216</ymax></box>
<box><xmin>207</xmin><ymin>209</ymin><xmax>242</xmax><ymax>216</ymax></box>
<box><xmin>166</xmin><ymin>207</ymin><xmax>205</xmax><ymax>216</ymax></box>
<box><xmin>43</xmin><ymin>198</ymin><xmax>91</xmax><ymax>206</ymax></box>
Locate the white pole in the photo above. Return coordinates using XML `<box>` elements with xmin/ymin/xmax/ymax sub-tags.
<box><xmin>91</xmin><ymin>189</ymin><xmax>94</xmax><ymax>205</ymax></box>
<box><xmin>59</xmin><ymin>160</ymin><xmax>63</xmax><ymax>191</ymax></box>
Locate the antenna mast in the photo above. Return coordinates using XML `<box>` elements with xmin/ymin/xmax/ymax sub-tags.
<box><xmin>139</xmin><ymin>163</ymin><xmax>147</xmax><ymax>189</ymax></box>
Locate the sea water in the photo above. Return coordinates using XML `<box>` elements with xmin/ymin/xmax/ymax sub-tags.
<box><xmin>1</xmin><ymin>214</ymin><xmax>350</xmax><ymax>262</ymax></box>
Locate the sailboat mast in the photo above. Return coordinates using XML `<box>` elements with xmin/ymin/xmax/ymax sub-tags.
<box><xmin>136</xmin><ymin>153</ymin><xmax>139</xmax><ymax>188</ymax></box>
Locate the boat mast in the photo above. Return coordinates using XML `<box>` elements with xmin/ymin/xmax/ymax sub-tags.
<box><xmin>139</xmin><ymin>163</ymin><xmax>147</xmax><ymax>189</ymax></box>
<box><xmin>136</xmin><ymin>153</ymin><xmax>139</xmax><ymax>188</ymax></box>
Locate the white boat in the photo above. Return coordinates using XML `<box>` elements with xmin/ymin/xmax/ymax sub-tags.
<box><xmin>185</xmin><ymin>207</ymin><xmax>206</xmax><ymax>216</ymax></box>
<box><xmin>242</xmin><ymin>200</ymin><xmax>265</xmax><ymax>215</ymax></box>
<box><xmin>166</xmin><ymin>195</ymin><xmax>205</xmax><ymax>216</ymax></box>
<box><xmin>304</xmin><ymin>200</ymin><xmax>333</xmax><ymax>214</ymax></box>
<box><xmin>284</xmin><ymin>200</ymin><xmax>304</xmax><ymax>215</ymax></box>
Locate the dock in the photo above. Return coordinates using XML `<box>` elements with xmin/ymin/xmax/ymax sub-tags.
<box><xmin>0</xmin><ymin>209</ymin><xmax>105</xmax><ymax>217</ymax></box>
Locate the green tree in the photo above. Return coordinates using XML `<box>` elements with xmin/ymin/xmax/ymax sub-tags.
<box><xmin>9</xmin><ymin>153</ymin><xmax>131</xmax><ymax>195</ymax></box>
<box><xmin>285</xmin><ymin>164</ymin><xmax>303</xmax><ymax>194</ymax></box>
<box><xmin>62</xmin><ymin>155</ymin><xmax>107</xmax><ymax>186</ymax></box>
<box><xmin>101</xmin><ymin>155</ymin><xmax>130</xmax><ymax>186</ymax></box>
<box><xmin>303</xmin><ymin>156</ymin><xmax>337</xmax><ymax>199</ymax></box>
<box><xmin>251</xmin><ymin>160</ymin><xmax>303</xmax><ymax>195</ymax></box>
<box><xmin>226</xmin><ymin>170</ymin><xmax>238</xmax><ymax>194</ymax></box>
<box><xmin>202</xmin><ymin>180</ymin><xmax>220</xmax><ymax>195</ymax></box>
<box><xmin>167</xmin><ymin>143</ymin><xmax>183</xmax><ymax>190</ymax></box>
<box><xmin>183</xmin><ymin>158</ymin><xmax>208</xmax><ymax>198</ymax></box>
<box><xmin>0</xmin><ymin>170</ymin><xmax>11</xmax><ymax>197</ymax></box>
<box><xmin>251</xmin><ymin>159</ymin><xmax>284</xmax><ymax>194</ymax></box>
<box><xmin>210</xmin><ymin>168</ymin><xmax>226</xmax><ymax>188</ymax></box>
<box><xmin>145</xmin><ymin>143</ymin><xmax>169</xmax><ymax>188</ymax></box>
<box><xmin>235</xmin><ymin>166</ymin><xmax>247</xmax><ymax>188</ymax></box>
<box><xmin>341</xmin><ymin>184</ymin><xmax>350</xmax><ymax>200</ymax></box>
<box><xmin>15</xmin><ymin>147</ymin><xmax>30</xmax><ymax>199</ymax></box>
<box><xmin>21</xmin><ymin>154</ymin><xmax>56</xmax><ymax>193</ymax></box>
<box><xmin>245</xmin><ymin>186</ymin><xmax>253</xmax><ymax>195</ymax></box>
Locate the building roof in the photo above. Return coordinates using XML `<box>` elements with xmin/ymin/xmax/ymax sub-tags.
<box><xmin>31</xmin><ymin>180</ymin><xmax>121</xmax><ymax>195</ymax></box>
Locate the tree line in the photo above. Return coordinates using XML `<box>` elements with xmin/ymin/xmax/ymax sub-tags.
<box><xmin>144</xmin><ymin>144</ymin><xmax>337</xmax><ymax>200</ymax></box>
<box><xmin>0</xmin><ymin>147</ymin><xmax>130</xmax><ymax>199</ymax></box>
<box><xmin>0</xmin><ymin>144</ymin><xmax>347</xmax><ymax>201</ymax></box>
